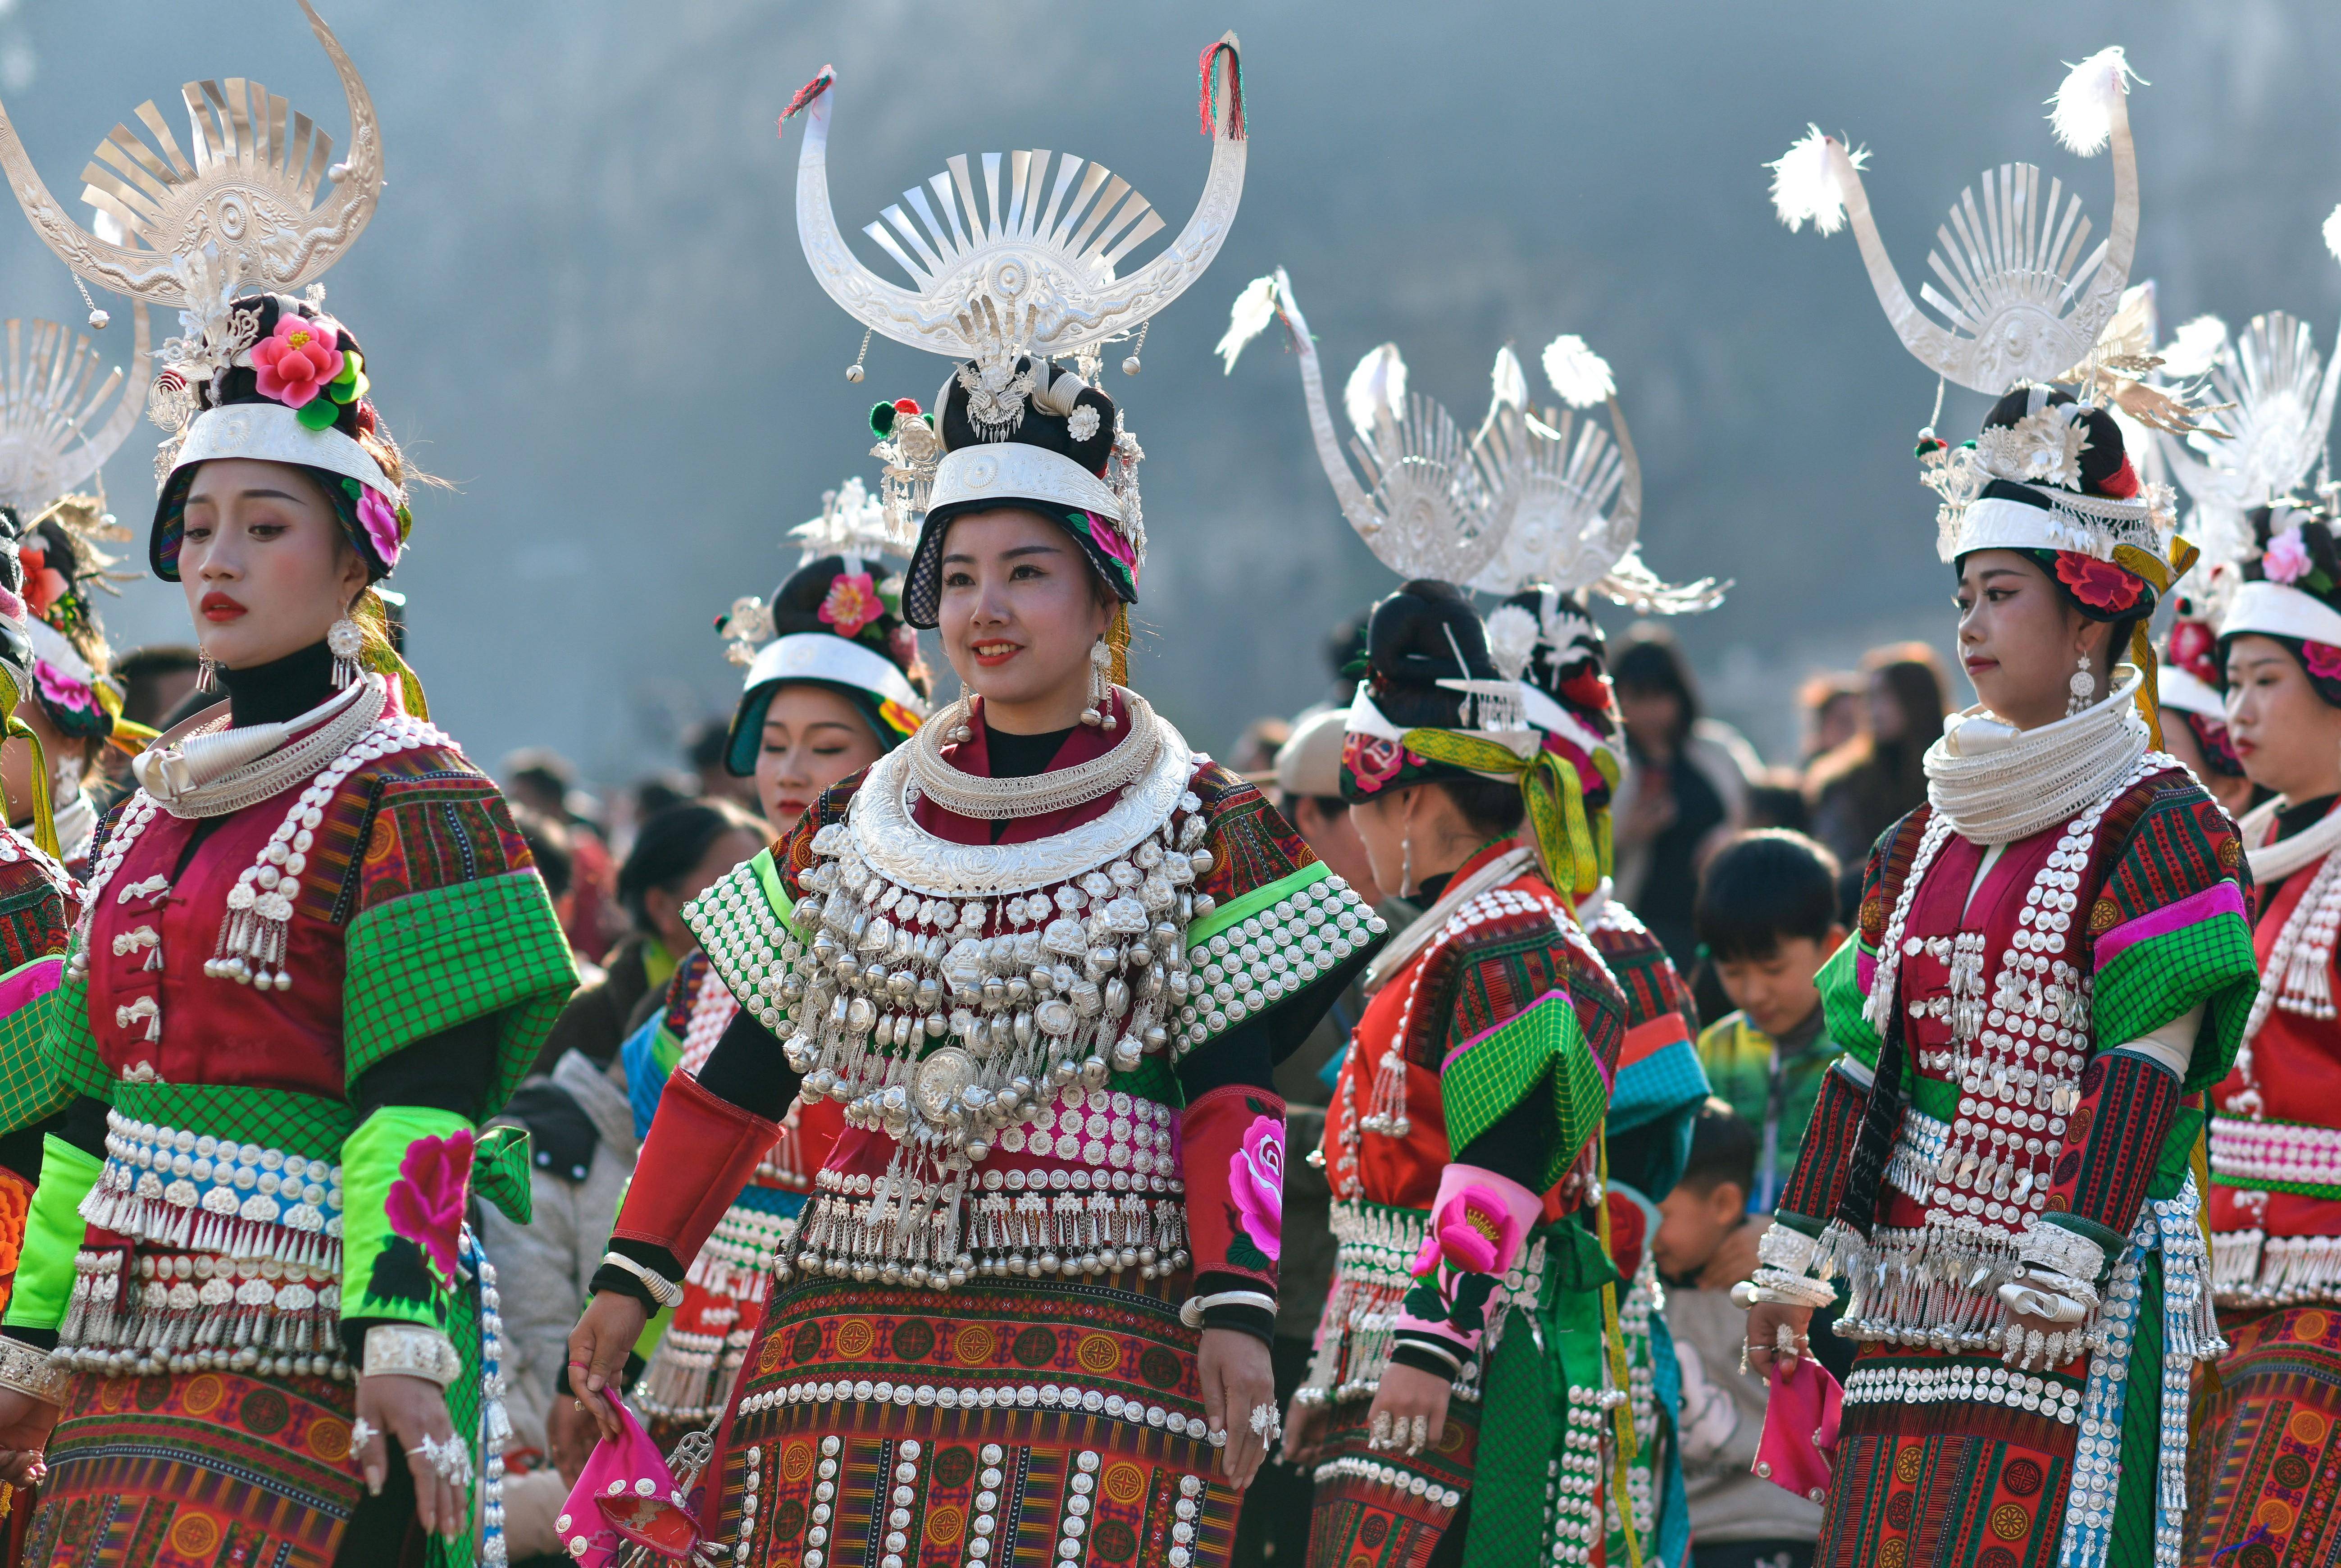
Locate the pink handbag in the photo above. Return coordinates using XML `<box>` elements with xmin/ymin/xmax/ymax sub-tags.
<box><xmin>555</xmin><ymin>1400</ymin><xmax>702</xmax><ymax>1565</ymax></box>
<box><xmin>1751</xmin><ymin>1357</ymin><xmax>1843</xmax><ymax>1505</ymax></box>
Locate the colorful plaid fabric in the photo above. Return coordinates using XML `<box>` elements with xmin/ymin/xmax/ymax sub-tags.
<box><xmin>0</xmin><ymin>837</ymin><xmax>75</xmax><ymax>973</ymax></box>
<box><xmin>37</xmin><ymin>965</ymin><xmax>107</xmax><ymax>1101</ymax></box>
<box><xmin>109</xmin><ymin>1080</ymin><xmax>354</xmax><ymax>1162</ymax></box>
<box><xmin>2088</xmin><ymin>786</ymin><xmax>2256</xmax><ymax>1094</ymax></box>
<box><xmin>343</xmin><ymin>871</ymin><xmax>574</xmax><ymax>1114</ymax></box>
<box><xmin>0</xmin><ymin>956</ymin><xmax>69</xmax><ymax>1131</ymax></box>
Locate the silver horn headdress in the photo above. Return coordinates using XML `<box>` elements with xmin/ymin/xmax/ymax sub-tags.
<box><xmin>790</xmin><ymin>38</ymin><xmax>1245</xmax><ymax>379</ymax></box>
<box><xmin>1768</xmin><ymin>47</ymin><xmax>2139</xmax><ymax>397</ymax></box>
<box><xmin>1219</xmin><ymin>268</ymin><xmax>1722</xmax><ymax>611</ymax></box>
<box><xmin>0</xmin><ymin>0</ymin><xmax>381</xmax><ymax>465</ymax></box>
<box><xmin>0</xmin><ymin>308</ymin><xmax>151</xmax><ymax>517</ymax></box>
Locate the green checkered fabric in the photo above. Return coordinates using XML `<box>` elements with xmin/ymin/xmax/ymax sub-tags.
<box><xmin>1442</xmin><ymin>992</ymin><xmax>1605</xmax><ymax>1191</ymax></box>
<box><xmin>0</xmin><ymin>956</ymin><xmax>68</xmax><ymax>1133</ymax></box>
<box><xmin>36</xmin><ymin>956</ymin><xmax>110</xmax><ymax>1103</ymax></box>
<box><xmin>344</xmin><ymin>871</ymin><xmax>577</xmax><ymax>1116</ymax></box>
<box><xmin>2094</xmin><ymin>911</ymin><xmax>2257</xmax><ymax>1097</ymax></box>
<box><xmin>1816</xmin><ymin>936</ymin><xmax>1879</xmax><ymax>1070</ymax></box>
<box><xmin>111</xmin><ymin>1080</ymin><xmax>354</xmax><ymax>1161</ymax></box>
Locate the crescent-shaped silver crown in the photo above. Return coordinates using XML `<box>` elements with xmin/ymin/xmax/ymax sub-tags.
<box><xmin>0</xmin><ymin>0</ymin><xmax>379</xmax><ymax>390</ymax></box>
<box><xmin>0</xmin><ymin>306</ymin><xmax>151</xmax><ymax>517</ymax></box>
<box><xmin>790</xmin><ymin>36</ymin><xmax>1246</xmax><ymax>373</ymax></box>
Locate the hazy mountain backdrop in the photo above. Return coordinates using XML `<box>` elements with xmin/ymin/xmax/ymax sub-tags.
<box><xmin>4</xmin><ymin>0</ymin><xmax>2335</xmax><ymax>773</ymax></box>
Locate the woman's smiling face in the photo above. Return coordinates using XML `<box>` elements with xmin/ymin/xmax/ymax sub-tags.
<box><xmin>934</xmin><ymin>507</ymin><xmax>1112</xmax><ymax>729</ymax></box>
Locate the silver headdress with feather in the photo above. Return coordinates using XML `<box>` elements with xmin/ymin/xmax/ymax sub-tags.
<box><xmin>0</xmin><ymin>0</ymin><xmax>387</xmax><ymax>498</ymax></box>
<box><xmin>1218</xmin><ymin>268</ymin><xmax>1721</xmax><ymax>612</ymax></box>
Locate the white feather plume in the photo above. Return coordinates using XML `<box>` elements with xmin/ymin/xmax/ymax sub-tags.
<box><xmin>2325</xmin><ymin>204</ymin><xmax>2341</xmax><ymax>267</ymax></box>
<box><xmin>1767</xmin><ymin>126</ymin><xmax>1862</xmax><ymax>236</ymax></box>
<box><xmin>2047</xmin><ymin>46</ymin><xmax>2136</xmax><ymax>157</ymax></box>
<box><xmin>1490</xmin><ymin>345</ymin><xmax>1529</xmax><ymax>412</ymax></box>
<box><xmin>1482</xmin><ymin>605</ymin><xmax>1539</xmax><ymax>682</ymax></box>
<box><xmin>2161</xmin><ymin>315</ymin><xmax>2228</xmax><ymax>380</ymax></box>
<box><xmin>1540</xmin><ymin>334</ymin><xmax>1615</xmax><ymax>409</ymax></box>
<box><xmin>1217</xmin><ymin>273</ymin><xmax>1282</xmax><ymax>376</ymax></box>
<box><xmin>1344</xmin><ymin>343</ymin><xmax>1408</xmax><ymax>435</ymax></box>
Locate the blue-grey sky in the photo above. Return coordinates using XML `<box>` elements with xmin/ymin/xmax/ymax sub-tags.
<box><xmin>2</xmin><ymin>0</ymin><xmax>2334</xmax><ymax>775</ymax></box>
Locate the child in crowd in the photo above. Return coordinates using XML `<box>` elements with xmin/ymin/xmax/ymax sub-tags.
<box><xmin>1655</xmin><ymin>1100</ymin><xmax>1826</xmax><ymax>1568</ymax></box>
<box><xmin>1692</xmin><ymin>830</ymin><xmax>1846</xmax><ymax>1215</ymax></box>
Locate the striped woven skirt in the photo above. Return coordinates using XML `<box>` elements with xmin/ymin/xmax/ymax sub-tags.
<box><xmin>2187</xmin><ymin>1304</ymin><xmax>2341</xmax><ymax>1566</ymax></box>
<box><xmin>708</xmin><ymin>1270</ymin><xmax>1241</xmax><ymax>1568</ymax></box>
<box><xmin>21</xmin><ymin>1367</ymin><xmax>363</xmax><ymax>1568</ymax></box>
<box><xmin>1817</xmin><ymin>1345</ymin><xmax>2085</xmax><ymax>1568</ymax></box>
<box><xmin>1303</xmin><ymin>1398</ymin><xmax>1478</xmax><ymax>1568</ymax></box>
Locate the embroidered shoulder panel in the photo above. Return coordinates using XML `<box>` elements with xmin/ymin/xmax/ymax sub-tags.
<box><xmin>315</xmin><ymin>744</ymin><xmax>537</xmax><ymax>925</ymax></box>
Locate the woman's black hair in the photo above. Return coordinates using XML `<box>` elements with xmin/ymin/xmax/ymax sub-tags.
<box><xmin>1611</xmin><ymin>629</ymin><xmax>1700</xmax><ymax>744</ymax></box>
<box><xmin>1364</xmin><ymin>579</ymin><xmax>1526</xmax><ymax>837</ymax></box>
<box><xmin>616</xmin><ymin>799</ymin><xmax>760</xmax><ymax>930</ymax></box>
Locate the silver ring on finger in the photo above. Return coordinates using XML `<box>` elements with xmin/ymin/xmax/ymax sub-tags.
<box><xmin>1369</xmin><ymin>1409</ymin><xmax>1392</xmax><ymax>1450</ymax></box>
<box><xmin>1775</xmin><ymin>1323</ymin><xmax>1797</xmax><ymax>1356</ymax></box>
<box><xmin>408</xmin><ymin>1433</ymin><xmax>473</xmax><ymax>1488</ymax></box>
<box><xmin>1407</xmin><ymin>1413</ymin><xmax>1429</xmax><ymax>1454</ymax></box>
<box><xmin>1248</xmin><ymin>1402</ymin><xmax>1281</xmax><ymax>1443</ymax></box>
<box><xmin>349</xmin><ymin>1417</ymin><xmax>378</xmax><ymax>1453</ymax></box>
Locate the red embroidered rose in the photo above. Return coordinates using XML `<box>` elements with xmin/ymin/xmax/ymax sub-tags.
<box><xmin>818</xmin><ymin>571</ymin><xmax>882</xmax><ymax>638</ymax></box>
<box><xmin>384</xmin><ymin>1130</ymin><xmax>474</xmax><ymax>1289</ymax></box>
<box><xmin>2305</xmin><ymin>642</ymin><xmax>2341</xmax><ymax>684</ymax></box>
<box><xmin>1343</xmin><ymin>731</ymin><xmax>1403</xmax><ymax>794</ymax></box>
<box><xmin>2167</xmin><ymin>619</ymin><xmax>2217</xmax><ymax>683</ymax></box>
<box><xmin>17</xmin><ymin>545</ymin><xmax>64</xmax><ymax>620</ymax></box>
<box><xmin>2053</xmin><ymin>552</ymin><xmax>2142</xmax><ymax>614</ymax></box>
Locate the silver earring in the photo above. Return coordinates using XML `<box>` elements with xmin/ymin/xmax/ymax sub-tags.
<box><xmin>2066</xmin><ymin>653</ymin><xmax>2094</xmax><ymax>717</ymax></box>
<box><xmin>195</xmin><ymin>653</ymin><xmax>217</xmax><ymax>692</ymax></box>
<box><xmin>327</xmin><ymin>617</ymin><xmax>364</xmax><ymax>689</ymax></box>
<box><xmin>1400</xmin><ymin>836</ymin><xmax>1415</xmax><ymax>899</ymax></box>
<box><xmin>1080</xmin><ymin>637</ymin><xmax>1113</xmax><ymax>728</ymax></box>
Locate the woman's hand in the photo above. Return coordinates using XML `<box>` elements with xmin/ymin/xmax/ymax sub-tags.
<box><xmin>565</xmin><ymin>1291</ymin><xmax>650</xmax><ymax>1445</ymax></box>
<box><xmin>545</xmin><ymin>1387</ymin><xmax>601</xmax><ymax>1488</ymax></box>
<box><xmin>1743</xmin><ymin>1300</ymin><xmax>1816</xmax><ymax>1382</ymax></box>
<box><xmin>0</xmin><ymin>1385</ymin><xmax>59</xmax><ymax>1486</ymax></box>
<box><xmin>1279</xmin><ymin>1393</ymin><xmax>1329</xmax><ymax>1468</ymax></box>
<box><xmin>355</xmin><ymin>1372</ymin><xmax>467</xmax><ymax>1540</ymax></box>
<box><xmin>1195</xmin><ymin>1327</ymin><xmax>1276</xmax><ymax>1490</ymax></box>
<box><xmin>1365</xmin><ymin>1361</ymin><xmax>1451</xmax><ymax>1458</ymax></box>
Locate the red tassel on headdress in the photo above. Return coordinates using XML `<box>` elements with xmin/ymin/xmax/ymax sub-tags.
<box><xmin>2099</xmin><ymin>454</ymin><xmax>2140</xmax><ymax>499</ymax></box>
<box><xmin>1197</xmin><ymin>38</ymin><xmax>1244</xmax><ymax>141</ymax></box>
<box><xmin>779</xmin><ymin>68</ymin><xmax>835</xmax><ymax>130</ymax></box>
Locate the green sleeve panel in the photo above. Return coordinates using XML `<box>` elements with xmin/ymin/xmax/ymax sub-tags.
<box><xmin>0</xmin><ymin>955</ymin><xmax>69</xmax><ymax>1134</ymax></box>
<box><xmin>3</xmin><ymin>1135</ymin><xmax>99</xmax><ymax>1331</ymax></box>
<box><xmin>1816</xmin><ymin>936</ymin><xmax>1880</xmax><ymax>1070</ymax></box>
<box><xmin>1442</xmin><ymin>992</ymin><xmax>1607</xmax><ymax>1192</ymax></box>
<box><xmin>339</xmin><ymin>1106</ymin><xmax>477</xmax><ymax>1331</ymax></box>
<box><xmin>342</xmin><ymin>871</ymin><xmax>577</xmax><ymax>1117</ymax></box>
<box><xmin>36</xmin><ymin>959</ymin><xmax>109</xmax><ymax>1103</ymax></box>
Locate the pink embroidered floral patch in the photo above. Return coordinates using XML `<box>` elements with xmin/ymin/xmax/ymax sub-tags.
<box><xmin>1343</xmin><ymin>731</ymin><xmax>1403</xmax><ymax>794</ymax></box>
<box><xmin>32</xmin><ymin>658</ymin><xmax>94</xmax><ymax>716</ymax></box>
<box><xmin>384</xmin><ymin>1130</ymin><xmax>474</xmax><ymax>1289</ymax></box>
<box><xmin>1083</xmin><ymin>511</ymin><xmax>1138</xmax><ymax>570</ymax></box>
<box><xmin>2266</xmin><ymin>526</ymin><xmax>2314</xmax><ymax>586</ymax></box>
<box><xmin>2305</xmin><ymin>641</ymin><xmax>2341</xmax><ymax>684</ymax></box>
<box><xmin>1409</xmin><ymin>1184</ymin><xmax>1521</xmax><ymax>1279</ymax></box>
<box><xmin>250</xmin><ymin>315</ymin><xmax>345</xmax><ymax>410</ymax></box>
<box><xmin>1226</xmin><ymin>1115</ymin><xmax>1284</xmax><ymax>1261</ymax></box>
<box><xmin>356</xmin><ymin>487</ymin><xmax>403</xmax><ymax>569</ymax></box>
<box><xmin>2053</xmin><ymin>552</ymin><xmax>2141</xmax><ymax>614</ymax></box>
<box><xmin>818</xmin><ymin>571</ymin><xmax>882</xmax><ymax>638</ymax></box>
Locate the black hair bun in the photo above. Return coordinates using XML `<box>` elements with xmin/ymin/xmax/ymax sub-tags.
<box><xmin>1980</xmin><ymin>386</ymin><xmax>2128</xmax><ymax>496</ymax></box>
<box><xmin>769</xmin><ymin>553</ymin><xmax>924</xmax><ymax>688</ymax></box>
<box><xmin>936</xmin><ymin>357</ymin><xmax>1116</xmax><ymax>475</ymax></box>
<box><xmin>1366</xmin><ymin>580</ymin><xmax>1496</xmax><ymax>727</ymax></box>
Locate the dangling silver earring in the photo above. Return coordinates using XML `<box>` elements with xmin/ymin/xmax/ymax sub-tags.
<box><xmin>195</xmin><ymin>652</ymin><xmax>217</xmax><ymax>692</ymax></box>
<box><xmin>2066</xmin><ymin>652</ymin><xmax>2095</xmax><ymax>717</ymax></box>
<box><xmin>327</xmin><ymin>616</ymin><xmax>364</xmax><ymax>689</ymax></box>
<box><xmin>1399</xmin><ymin>836</ymin><xmax>1415</xmax><ymax>899</ymax></box>
<box><xmin>1080</xmin><ymin>637</ymin><xmax>1112</xmax><ymax>728</ymax></box>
